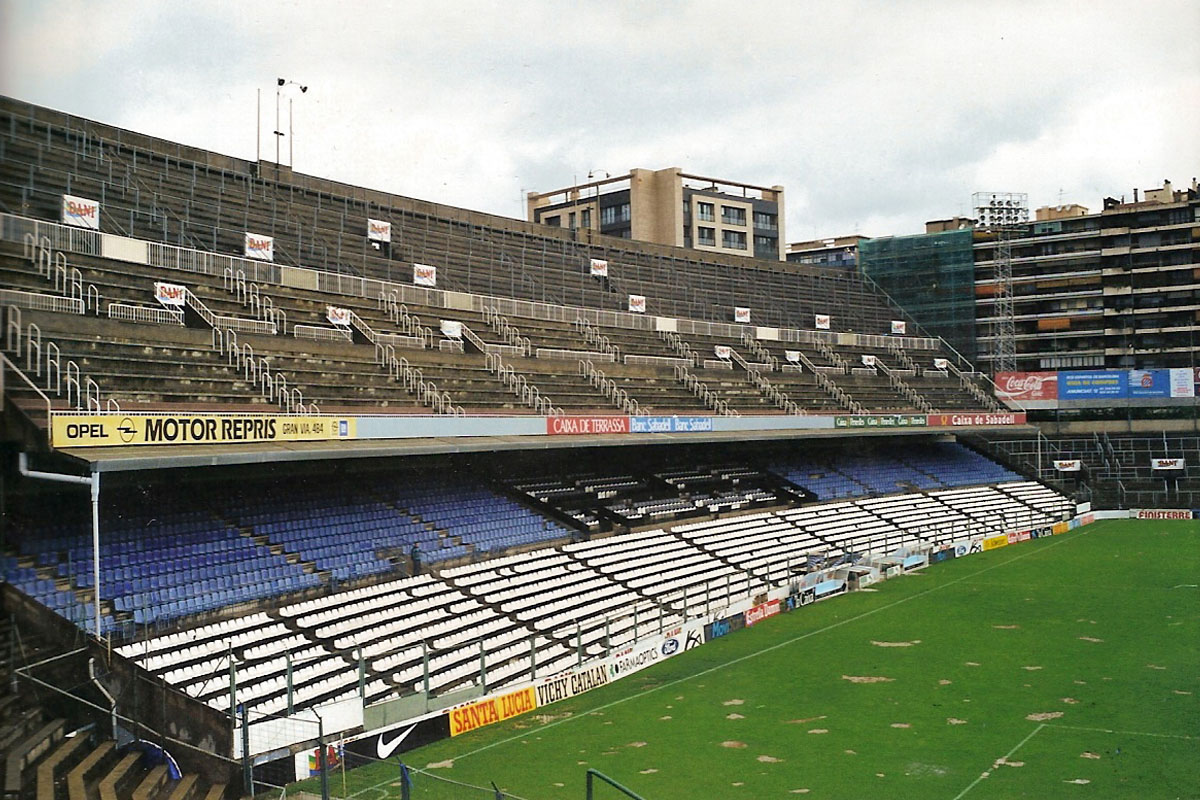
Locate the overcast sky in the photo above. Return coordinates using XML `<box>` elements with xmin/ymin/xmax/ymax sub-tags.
<box><xmin>2</xmin><ymin>1</ymin><xmax>1197</xmax><ymax>242</ymax></box>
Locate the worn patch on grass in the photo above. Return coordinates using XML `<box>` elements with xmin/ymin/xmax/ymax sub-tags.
<box><xmin>732</xmin><ymin>781</ymin><xmax>744</xmax><ymax>786</ymax></box>
<box><xmin>1147</xmin><ymin>664</ymin><xmax>1167</xmax><ymax>670</ymax></box>
<box><xmin>1022</xmin><ymin>665</ymin><xmax>1043</xmax><ymax>671</ymax></box>
<box><xmin>639</xmin><ymin>769</ymin><xmax>658</xmax><ymax>774</ymax></box>
<box><xmin>659</xmin><ymin>715</ymin><xmax>672</xmax><ymax>720</ymax></box>
<box><xmin>993</xmin><ymin>624</ymin><xmax>1020</xmax><ymax>629</ymax></box>
<box><xmin>1061</xmin><ymin>697</ymin><xmax>1079</xmax><ymax>704</ymax></box>
<box><xmin>426</xmin><ymin>759</ymin><xmax>454</xmax><ymax>769</ymax></box>
<box><xmin>1026</xmin><ymin>711</ymin><xmax>1065</xmax><ymax>721</ymax></box>
<box><xmin>890</xmin><ymin>722</ymin><xmax>911</xmax><ymax>728</ymax></box>
<box><xmin>938</xmin><ymin>679</ymin><xmax>952</xmax><ymax>685</ymax></box>
<box><xmin>994</xmin><ymin>758</ymin><xmax>1024</xmax><ymax>768</ymax></box>
<box><xmin>790</xmin><ymin>790</ymin><xmax>810</xmax><ymax>795</ymax></box>
<box><xmin>627</xmin><ymin>741</ymin><xmax>647</xmax><ymax>748</ymax></box>
<box><xmin>757</xmin><ymin>755</ymin><xmax>783</xmax><ymax>763</ymax></box>
<box><xmin>965</xmin><ymin>661</ymin><xmax>981</xmax><ymax>666</ymax></box>
<box><xmin>723</xmin><ymin>698</ymin><xmax>745</xmax><ymax>706</ymax></box>
<box><xmin>1078</xmin><ymin>636</ymin><xmax>1104</xmax><ymax>643</ymax></box>
<box><xmin>1064</xmin><ymin>778</ymin><xmax>1091</xmax><ymax>784</ymax></box>
<box><xmin>871</xmin><ymin>640</ymin><xmax>920</xmax><ymax>647</ymax></box>
<box><xmin>947</xmin><ymin>718</ymin><xmax>968</xmax><ymax>725</ymax></box>
<box><xmin>844</xmin><ymin>749</ymin><xmax>857</xmax><ymax>755</ymax></box>
<box><xmin>721</xmin><ymin>741</ymin><xmax>747</xmax><ymax>749</ymax></box>
<box><xmin>1174</xmin><ymin>689</ymin><xmax>1192</xmax><ymax>695</ymax></box>
<box><xmin>1080</xmin><ymin>752</ymin><xmax>1101</xmax><ymax>759</ymax></box>
<box><xmin>1074</xmin><ymin>680</ymin><xmax>1087</xmax><ymax>685</ymax></box>
<box><xmin>534</xmin><ymin>712</ymin><xmax>572</xmax><ymax>724</ymax></box>
<box><xmin>727</xmin><ymin>713</ymin><xmax>744</xmax><ymax>720</ymax></box>
<box><xmin>808</xmin><ymin>728</ymin><xmax>829</xmax><ymax>734</ymax></box>
<box><xmin>842</xmin><ymin>674</ymin><xmax>894</xmax><ymax>683</ymax></box>
<box><xmin>787</xmin><ymin>715</ymin><xmax>827</xmax><ymax>724</ymax></box>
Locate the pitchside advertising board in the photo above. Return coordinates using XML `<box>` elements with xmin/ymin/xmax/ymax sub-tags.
<box><xmin>50</xmin><ymin>414</ymin><xmax>355</xmax><ymax>448</ymax></box>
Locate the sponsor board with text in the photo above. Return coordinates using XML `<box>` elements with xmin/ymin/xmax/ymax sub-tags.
<box><xmin>982</xmin><ymin>535</ymin><xmax>1009</xmax><ymax>551</ymax></box>
<box><xmin>546</xmin><ymin>416</ymin><xmax>630</xmax><ymax>435</ymax></box>
<box><xmin>62</xmin><ymin>194</ymin><xmax>100</xmax><ymax>230</ymax></box>
<box><xmin>51</xmin><ymin>414</ymin><xmax>354</xmax><ymax>448</ymax></box>
<box><xmin>1134</xmin><ymin>509</ymin><xmax>1193</xmax><ymax>520</ymax></box>
<box><xmin>744</xmin><ymin>599</ymin><xmax>781</xmax><ymax>627</ymax></box>
<box><xmin>448</xmin><ymin>687</ymin><xmax>536</xmax><ymax>737</ymax></box>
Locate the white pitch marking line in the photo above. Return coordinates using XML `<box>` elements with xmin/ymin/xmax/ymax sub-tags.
<box><xmin>952</xmin><ymin>723</ymin><xmax>1047</xmax><ymax>800</ymax></box>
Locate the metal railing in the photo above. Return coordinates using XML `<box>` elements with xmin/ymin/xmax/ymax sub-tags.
<box><xmin>579</xmin><ymin>360</ymin><xmax>640</xmax><ymax>415</ymax></box>
<box><xmin>107</xmin><ymin>302</ymin><xmax>184</xmax><ymax>326</ymax></box>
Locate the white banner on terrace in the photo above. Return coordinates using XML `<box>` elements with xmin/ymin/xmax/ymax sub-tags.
<box><xmin>367</xmin><ymin>218</ymin><xmax>391</xmax><ymax>242</ymax></box>
<box><xmin>815</xmin><ymin>314</ymin><xmax>830</xmax><ymax>330</ymax></box>
<box><xmin>327</xmin><ymin>306</ymin><xmax>351</xmax><ymax>326</ymax></box>
<box><xmin>1053</xmin><ymin>459</ymin><xmax>1082</xmax><ymax>472</ymax></box>
<box><xmin>413</xmin><ymin>264</ymin><xmax>437</xmax><ymax>287</ymax></box>
<box><xmin>734</xmin><ymin>307</ymin><xmax>751</xmax><ymax>324</ymax></box>
<box><xmin>861</xmin><ymin>354</ymin><xmax>876</xmax><ymax>366</ymax></box>
<box><xmin>785</xmin><ymin>350</ymin><xmax>801</xmax><ymax>363</ymax></box>
<box><xmin>1169</xmin><ymin>368</ymin><xmax>1195</xmax><ymax>398</ymax></box>
<box><xmin>440</xmin><ymin>320</ymin><xmax>463</xmax><ymax>339</ymax></box>
<box><xmin>244</xmin><ymin>233</ymin><xmax>274</xmax><ymax>261</ymax></box>
<box><xmin>628</xmin><ymin>294</ymin><xmax>646</xmax><ymax>314</ymax></box>
<box><xmin>1151</xmin><ymin>457</ymin><xmax>1185</xmax><ymax>470</ymax></box>
<box><xmin>62</xmin><ymin>194</ymin><xmax>100</xmax><ymax>230</ymax></box>
<box><xmin>153</xmin><ymin>282</ymin><xmax>186</xmax><ymax>307</ymax></box>
<box><xmin>714</xmin><ymin>345</ymin><xmax>732</xmax><ymax>359</ymax></box>
<box><xmin>933</xmin><ymin>358</ymin><xmax>949</xmax><ymax>369</ymax></box>
<box><xmin>589</xmin><ymin>258</ymin><xmax>609</xmax><ymax>277</ymax></box>
<box><xmin>891</xmin><ymin>320</ymin><xmax>907</xmax><ymax>335</ymax></box>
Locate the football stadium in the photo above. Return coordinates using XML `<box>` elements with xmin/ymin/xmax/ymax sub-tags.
<box><xmin>0</xmin><ymin>28</ymin><xmax>1198</xmax><ymax>800</ymax></box>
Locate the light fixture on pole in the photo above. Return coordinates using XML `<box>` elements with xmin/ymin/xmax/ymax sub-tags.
<box><xmin>275</xmin><ymin>78</ymin><xmax>308</xmax><ymax>167</ymax></box>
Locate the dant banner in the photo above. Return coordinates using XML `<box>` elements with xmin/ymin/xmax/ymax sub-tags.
<box><xmin>367</xmin><ymin>218</ymin><xmax>391</xmax><ymax>243</ymax></box>
<box><xmin>861</xmin><ymin>354</ymin><xmax>876</xmax><ymax>367</ymax></box>
<box><xmin>815</xmin><ymin>314</ymin><xmax>831</xmax><ymax>330</ymax></box>
<box><xmin>714</xmin><ymin>345</ymin><xmax>731</xmax><ymax>360</ymax></box>
<box><xmin>1053</xmin><ymin>460</ymin><xmax>1082</xmax><ymax>472</ymax></box>
<box><xmin>933</xmin><ymin>358</ymin><xmax>949</xmax><ymax>370</ymax></box>
<box><xmin>62</xmin><ymin>194</ymin><xmax>100</xmax><ymax>230</ymax></box>
<box><xmin>589</xmin><ymin>258</ymin><xmax>609</xmax><ymax>277</ymax></box>
<box><xmin>890</xmin><ymin>320</ymin><xmax>906</xmax><ymax>334</ymax></box>
<box><xmin>51</xmin><ymin>414</ymin><xmax>355</xmax><ymax>448</ymax></box>
<box><xmin>440</xmin><ymin>320</ymin><xmax>463</xmax><ymax>339</ymax></box>
<box><xmin>734</xmin><ymin>307</ymin><xmax>751</xmax><ymax>324</ymax></box>
<box><xmin>448</xmin><ymin>687</ymin><xmax>536</xmax><ymax>737</ymax></box>
<box><xmin>154</xmin><ymin>282</ymin><xmax>186</xmax><ymax>307</ymax></box>
<box><xmin>785</xmin><ymin>350</ymin><xmax>802</xmax><ymax>363</ymax></box>
<box><xmin>244</xmin><ymin>232</ymin><xmax>274</xmax><ymax>261</ymax></box>
<box><xmin>326</xmin><ymin>306</ymin><xmax>351</xmax><ymax>326</ymax></box>
<box><xmin>1151</xmin><ymin>458</ymin><xmax>1185</xmax><ymax>470</ymax></box>
<box><xmin>995</xmin><ymin>371</ymin><xmax>1058</xmax><ymax>402</ymax></box>
<box><xmin>413</xmin><ymin>263</ymin><xmax>437</xmax><ymax>287</ymax></box>
<box><xmin>628</xmin><ymin>294</ymin><xmax>646</xmax><ymax>313</ymax></box>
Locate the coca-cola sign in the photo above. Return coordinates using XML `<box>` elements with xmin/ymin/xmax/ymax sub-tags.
<box><xmin>995</xmin><ymin>371</ymin><xmax>1058</xmax><ymax>401</ymax></box>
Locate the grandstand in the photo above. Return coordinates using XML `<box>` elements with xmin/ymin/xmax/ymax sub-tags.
<box><xmin>0</xmin><ymin>95</ymin><xmax>1088</xmax><ymax>799</ymax></box>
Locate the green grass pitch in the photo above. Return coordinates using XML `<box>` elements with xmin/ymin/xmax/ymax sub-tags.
<box><xmin>302</xmin><ymin>519</ymin><xmax>1199</xmax><ymax>799</ymax></box>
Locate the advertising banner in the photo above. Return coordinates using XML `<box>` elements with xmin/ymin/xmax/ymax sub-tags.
<box><xmin>534</xmin><ymin>664</ymin><xmax>609</xmax><ymax>707</ymax></box>
<box><xmin>448</xmin><ymin>687</ymin><xmax>536</xmax><ymax>737</ymax></box>
<box><xmin>629</xmin><ymin>416</ymin><xmax>713</xmax><ymax>434</ymax></box>
<box><xmin>1058</xmin><ymin>370</ymin><xmax>1127</xmax><ymax>399</ymax></box>
<box><xmin>546</xmin><ymin>416</ymin><xmax>630</xmax><ymax>435</ymax></box>
<box><xmin>815</xmin><ymin>314</ymin><xmax>831</xmax><ymax>330</ymax></box>
<box><xmin>51</xmin><ymin>414</ymin><xmax>354</xmax><ymax>448</ymax></box>
<box><xmin>367</xmin><ymin>218</ymin><xmax>391</xmax><ymax>243</ymax></box>
<box><xmin>589</xmin><ymin>258</ymin><xmax>609</xmax><ymax>277</ymax></box>
<box><xmin>1134</xmin><ymin>509</ymin><xmax>1193</xmax><ymax>520</ymax></box>
<box><xmin>154</xmin><ymin>282</ymin><xmax>186</xmax><ymax>307</ymax></box>
<box><xmin>890</xmin><ymin>320</ymin><xmax>906</xmax><ymax>335</ymax></box>
<box><xmin>734</xmin><ymin>307</ymin><xmax>751</xmax><ymax>324</ymax></box>
<box><xmin>244</xmin><ymin>233</ymin><xmax>274</xmax><ymax>261</ymax></box>
<box><xmin>785</xmin><ymin>350</ymin><xmax>802</xmax><ymax>363</ymax></box>
<box><xmin>440</xmin><ymin>320</ymin><xmax>463</xmax><ymax>339</ymax></box>
<box><xmin>413</xmin><ymin>264</ymin><xmax>437</xmax><ymax>287</ymax></box>
<box><xmin>704</xmin><ymin>611</ymin><xmax>746</xmax><ymax>642</ymax></box>
<box><xmin>341</xmin><ymin>715</ymin><xmax>450</xmax><ymax>763</ymax></box>
<box><xmin>1151</xmin><ymin>458</ymin><xmax>1185</xmax><ymax>471</ymax></box>
<box><xmin>1169</xmin><ymin>368</ymin><xmax>1195</xmax><ymax>398</ymax></box>
<box><xmin>933</xmin><ymin>358</ymin><xmax>949</xmax><ymax>370</ymax></box>
<box><xmin>1128</xmin><ymin>369</ymin><xmax>1171</xmax><ymax>398</ymax></box>
<box><xmin>995</xmin><ymin>371</ymin><xmax>1058</xmax><ymax>402</ymax></box>
<box><xmin>628</xmin><ymin>294</ymin><xmax>646</xmax><ymax>313</ymax></box>
<box><xmin>714</xmin><ymin>345</ymin><xmax>732</xmax><ymax>360</ymax></box>
<box><xmin>926</xmin><ymin>412</ymin><xmax>1027</xmax><ymax>427</ymax></box>
<box><xmin>982</xmin><ymin>535</ymin><xmax>1009</xmax><ymax>551</ymax></box>
<box><xmin>326</xmin><ymin>306</ymin><xmax>351</xmax><ymax>326</ymax></box>
<box><xmin>1053</xmin><ymin>460</ymin><xmax>1082</xmax><ymax>472</ymax></box>
<box><xmin>861</xmin><ymin>354</ymin><xmax>876</xmax><ymax>367</ymax></box>
<box><xmin>61</xmin><ymin>194</ymin><xmax>100</xmax><ymax>230</ymax></box>
<box><xmin>744</xmin><ymin>599</ymin><xmax>781</xmax><ymax>627</ymax></box>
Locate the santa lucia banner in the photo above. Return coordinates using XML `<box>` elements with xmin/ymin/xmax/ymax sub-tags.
<box><xmin>244</xmin><ymin>233</ymin><xmax>274</xmax><ymax>261</ymax></box>
<box><xmin>61</xmin><ymin>194</ymin><xmax>100</xmax><ymax>230</ymax></box>
<box><xmin>734</xmin><ymin>307</ymin><xmax>751</xmax><ymax>324</ymax></box>
<box><xmin>366</xmin><ymin>218</ymin><xmax>391</xmax><ymax>242</ymax></box>
<box><xmin>326</xmin><ymin>306</ymin><xmax>351</xmax><ymax>326</ymax></box>
<box><xmin>154</xmin><ymin>282</ymin><xmax>186</xmax><ymax>307</ymax></box>
<box><xmin>589</xmin><ymin>258</ymin><xmax>609</xmax><ymax>277</ymax></box>
<box><xmin>51</xmin><ymin>413</ymin><xmax>355</xmax><ymax>448</ymax></box>
<box><xmin>1053</xmin><ymin>460</ymin><xmax>1082</xmax><ymax>472</ymax></box>
<box><xmin>413</xmin><ymin>263</ymin><xmax>437</xmax><ymax>287</ymax></box>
